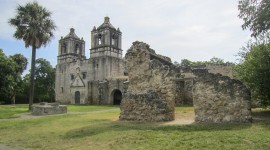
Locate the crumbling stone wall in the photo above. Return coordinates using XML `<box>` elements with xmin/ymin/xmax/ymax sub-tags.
<box><xmin>120</xmin><ymin>41</ymin><xmax>251</xmax><ymax>123</ymax></box>
<box><xmin>192</xmin><ymin>69</ymin><xmax>252</xmax><ymax>123</ymax></box>
<box><xmin>120</xmin><ymin>41</ymin><xmax>177</xmax><ymax>122</ymax></box>
<box><xmin>206</xmin><ymin>64</ymin><xmax>234</xmax><ymax>79</ymax></box>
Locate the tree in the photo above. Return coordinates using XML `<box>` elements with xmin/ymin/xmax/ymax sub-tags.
<box><xmin>238</xmin><ymin>0</ymin><xmax>270</xmax><ymax>39</ymax></box>
<box><xmin>0</xmin><ymin>50</ymin><xmax>28</xmax><ymax>104</ymax></box>
<box><xmin>34</xmin><ymin>58</ymin><xmax>55</xmax><ymax>102</ymax></box>
<box><xmin>9</xmin><ymin>2</ymin><xmax>56</xmax><ymax>110</ymax></box>
<box><xmin>9</xmin><ymin>54</ymin><xmax>28</xmax><ymax>104</ymax></box>
<box><xmin>10</xmin><ymin>54</ymin><xmax>28</xmax><ymax>74</ymax></box>
<box><xmin>181</xmin><ymin>59</ymin><xmax>193</xmax><ymax>67</ymax></box>
<box><xmin>209</xmin><ymin>57</ymin><xmax>225</xmax><ymax>65</ymax></box>
<box><xmin>0</xmin><ymin>49</ymin><xmax>16</xmax><ymax>103</ymax></box>
<box><xmin>173</xmin><ymin>61</ymin><xmax>181</xmax><ymax>67</ymax></box>
<box><xmin>235</xmin><ymin>43</ymin><xmax>270</xmax><ymax>106</ymax></box>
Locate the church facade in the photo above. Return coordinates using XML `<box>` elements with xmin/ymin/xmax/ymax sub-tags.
<box><xmin>55</xmin><ymin>17</ymin><xmax>128</xmax><ymax>104</ymax></box>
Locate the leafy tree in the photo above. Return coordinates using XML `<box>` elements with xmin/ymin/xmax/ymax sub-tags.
<box><xmin>0</xmin><ymin>50</ymin><xmax>28</xmax><ymax>104</ymax></box>
<box><xmin>209</xmin><ymin>57</ymin><xmax>225</xmax><ymax>65</ymax></box>
<box><xmin>235</xmin><ymin>43</ymin><xmax>270</xmax><ymax>106</ymax></box>
<box><xmin>10</xmin><ymin>54</ymin><xmax>28</xmax><ymax>74</ymax></box>
<box><xmin>238</xmin><ymin>0</ymin><xmax>270</xmax><ymax>38</ymax></box>
<box><xmin>16</xmin><ymin>74</ymin><xmax>30</xmax><ymax>104</ymax></box>
<box><xmin>181</xmin><ymin>59</ymin><xmax>193</xmax><ymax>67</ymax></box>
<box><xmin>173</xmin><ymin>61</ymin><xmax>181</xmax><ymax>67</ymax></box>
<box><xmin>34</xmin><ymin>58</ymin><xmax>55</xmax><ymax>102</ymax></box>
<box><xmin>9</xmin><ymin>54</ymin><xmax>28</xmax><ymax>104</ymax></box>
<box><xmin>9</xmin><ymin>2</ymin><xmax>56</xmax><ymax>110</ymax></box>
<box><xmin>0</xmin><ymin>49</ymin><xmax>16</xmax><ymax>103</ymax></box>
<box><xmin>176</xmin><ymin>57</ymin><xmax>232</xmax><ymax>67</ymax></box>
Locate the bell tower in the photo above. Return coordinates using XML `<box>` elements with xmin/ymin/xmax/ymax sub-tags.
<box><xmin>90</xmin><ymin>16</ymin><xmax>122</xmax><ymax>58</ymax></box>
<box><xmin>90</xmin><ymin>17</ymin><xmax>124</xmax><ymax>80</ymax></box>
<box><xmin>57</xmin><ymin>28</ymin><xmax>86</xmax><ymax>64</ymax></box>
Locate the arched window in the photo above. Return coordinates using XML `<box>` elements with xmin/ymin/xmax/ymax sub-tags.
<box><xmin>62</xmin><ymin>43</ymin><xmax>66</xmax><ymax>54</ymax></box>
<box><xmin>112</xmin><ymin>34</ymin><xmax>118</xmax><ymax>47</ymax></box>
<box><xmin>98</xmin><ymin>34</ymin><xmax>102</xmax><ymax>45</ymax></box>
<box><xmin>75</xmin><ymin>44</ymin><xmax>80</xmax><ymax>54</ymax></box>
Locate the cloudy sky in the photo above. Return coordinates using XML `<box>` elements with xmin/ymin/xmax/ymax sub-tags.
<box><xmin>1</xmin><ymin>0</ymin><xmax>251</xmax><ymax>70</ymax></box>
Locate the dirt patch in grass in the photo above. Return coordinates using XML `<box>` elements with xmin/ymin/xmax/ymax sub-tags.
<box><xmin>164</xmin><ymin>107</ymin><xmax>195</xmax><ymax>125</ymax></box>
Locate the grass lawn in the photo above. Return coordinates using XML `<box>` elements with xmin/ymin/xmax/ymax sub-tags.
<box><xmin>0</xmin><ymin>105</ymin><xmax>270</xmax><ymax>150</ymax></box>
<box><xmin>0</xmin><ymin>105</ymin><xmax>28</xmax><ymax>119</ymax></box>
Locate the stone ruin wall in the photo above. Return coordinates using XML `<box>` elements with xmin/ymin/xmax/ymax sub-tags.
<box><xmin>120</xmin><ymin>41</ymin><xmax>178</xmax><ymax>122</ymax></box>
<box><xmin>193</xmin><ymin>69</ymin><xmax>252</xmax><ymax>123</ymax></box>
<box><xmin>206</xmin><ymin>64</ymin><xmax>234</xmax><ymax>79</ymax></box>
<box><xmin>120</xmin><ymin>41</ymin><xmax>252</xmax><ymax>123</ymax></box>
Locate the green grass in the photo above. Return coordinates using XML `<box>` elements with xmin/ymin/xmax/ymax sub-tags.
<box><xmin>0</xmin><ymin>105</ymin><xmax>270</xmax><ymax>150</ymax></box>
<box><xmin>0</xmin><ymin>104</ymin><xmax>28</xmax><ymax>119</ymax></box>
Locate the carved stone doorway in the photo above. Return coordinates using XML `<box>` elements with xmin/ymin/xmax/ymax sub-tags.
<box><xmin>75</xmin><ymin>91</ymin><xmax>80</xmax><ymax>104</ymax></box>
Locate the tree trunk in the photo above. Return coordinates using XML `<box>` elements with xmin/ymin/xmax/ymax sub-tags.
<box><xmin>29</xmin><ymin>46</ymin><xmax>36</xmax><ymax>111</ymax></box>
<box><xmin>11</xmin><ymin>92</ymin><xmax>16</xmax><ymax>105</ymax></box>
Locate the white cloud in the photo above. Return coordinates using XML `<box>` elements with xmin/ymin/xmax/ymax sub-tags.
<box><xmin>0</xmin><ymin>0</ymin><xmax>251</xmax><ymax>68</ymax></box>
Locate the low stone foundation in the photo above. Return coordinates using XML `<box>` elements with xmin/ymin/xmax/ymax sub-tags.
<box><xmin>31</xmin><ymin>102</ymin><xmax>67</xmax><ymax>115</ymax></box>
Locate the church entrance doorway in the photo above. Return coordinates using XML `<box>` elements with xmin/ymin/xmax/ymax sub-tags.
<box><xmin>75</xmin><ymin>91</ymin><xmax>80</xmax><ymax>104</ymax></box>
<box><xmin>112</xmin><ymin>90</ymin><xmax>122</xmax><ymax>105</ymax></box>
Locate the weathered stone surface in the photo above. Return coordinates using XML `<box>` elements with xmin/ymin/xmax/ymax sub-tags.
<box><xmin>120</xmin><ymin>41</ymin><xmax>176</xmax><ymax>122</ymax></box>
<box><xmin>31</xmin><ymin>102</ymin><xmax>67</xmax><ymax>115</ymax></box>
<box><xmin>120</xmin><ymin>91</ymin><xmax>174</xmax><ymax>121</ymax></box>
<box><xmin>192</xmin><ymin>69</ymin><xmax>252</xmax><ymax>123</ymax></box>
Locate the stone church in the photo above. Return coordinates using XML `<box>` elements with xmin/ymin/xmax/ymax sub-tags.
<box><xmin>55</xmin><ymin>17</ymin><xmax>128</xmax><ymax>104</ymax></box>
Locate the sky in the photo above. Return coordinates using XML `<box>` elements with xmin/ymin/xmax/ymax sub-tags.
<box><xmin>0</xmin><ymin>0</ymin><xmax>251</xmax><ymax>72</ymax></box>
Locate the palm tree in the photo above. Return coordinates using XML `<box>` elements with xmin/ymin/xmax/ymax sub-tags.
<box><xmin>9</xmin><ymin>2</ymin><xmax>56</xmax><ymax>110</ymax></box>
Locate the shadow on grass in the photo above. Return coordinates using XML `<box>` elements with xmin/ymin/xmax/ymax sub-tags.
<box><xmin>64</xmin><ymin>119</ymin><xmax>252</xmax><ymax>139</ymax></box>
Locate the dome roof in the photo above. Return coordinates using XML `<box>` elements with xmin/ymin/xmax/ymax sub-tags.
<box><xmin>64</xmin><ymin>28</ymin><xmax>80</xmax><ymax>39</ymax></box>
<box><xmin>97</xmin><ymin>17</ymin><xmax>116</xmax><ymax>30</ymax></box>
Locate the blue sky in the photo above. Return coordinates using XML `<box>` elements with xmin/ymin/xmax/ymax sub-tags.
<box><xmin>0</xmin><ymin>0</ymin><xmax>251</xmax><ymax>72</ymax></box>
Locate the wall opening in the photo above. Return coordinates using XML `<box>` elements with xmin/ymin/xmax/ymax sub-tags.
<box><xmin>112</xmin><ymin>89</ymin><xmax>122</xmax><ymax>105</ymax></box>
<box><xmin>75</xmin><ymin>91</ymin><xmax>80</xmax><ymax>104</ymax></box>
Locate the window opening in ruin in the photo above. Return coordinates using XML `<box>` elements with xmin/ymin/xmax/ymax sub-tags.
<box><xmin>113</xmin><ymin>90</ymin><xmax>122</xmax><ymax>105</ymax></box>
<box><xmin>61</xmin><ymin>87</ymin><xmax>64</xmax><ymax>93</ymax></box>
